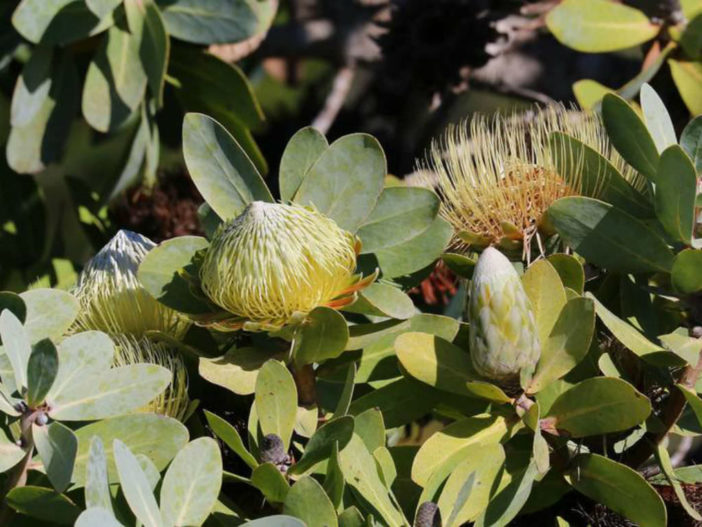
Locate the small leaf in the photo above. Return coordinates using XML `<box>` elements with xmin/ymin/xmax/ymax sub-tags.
<box><xmin>85</xmin><ymin>436</ymin><xmax>113</xmax><ymax>513</ymax></box>
<box><xmin>548</xmin><ymin>197</ymin><xmax>674</xmax><ymax>273</ymax></box>
<box><xmin>160</xmin><ymin>437</ymin><xmax>223</xmax><ymax>527</ymax></box>
<box><xmin>294</xmin><ymin>307</ymin><xmax>349</xmax><ymax>366</ymax></box>
<box><xmin>255</xmin><ymin>360</ymin><xmax>298</xmax><ymax>449</ymax></box>
<box><xmin>412</xmin><ymin>415</ymin><xmax>510</xmax><ymax>487</ymax></box>
<box><xmin>333</xmin><ymin>363</ymin><xmax>356</xmax><ymax>417</ymax></box>
<box><xmin>86</xmin><ymin>0</ymin><xmax>122</xmax><ymax>19</ymax></box>
<box><xmin>205</xmin><ymin>410</ymin><xmax>258</xmax><ymax>470</ymax></box>
<box><xmin>545</xmin><ymin>0</ymin><xmax>659</xmax><ymax>52</ymax></box>
<box><xmin>19</xmin><ymin>288</ymin><xmax>79</xmax><ymax>343</ymax></box>
<box><xmin>0</xmin><ymin>309</ymin><xmax>30</xmax><ymax>390</ymax></box>
<box><xmin>199</xmin><ymin>346</ymin><xmax>285</xmax><ymax>396</ymax></box>
<box><xmin>49</xmin><ymin>364</ymin><xmax>171</xmax><ymax>421</ymax></box>
<box><xmin>672</xmin><ymin>249</ymin><xmax>702</xmax><ymax>293</ymax></box>
<box><xmin>654</xmin><ymin>442</ymin><xmax>702</xmax><ymax>521</ymax></box>
<box><xmin>669</xmin><ymin>59</ymin><xmax>702</xmax><ymax>116</ymax></box>
<box><xmin>546</xmin><ymin>377</ymin><xmax>651</xmax><ymax>437</ymax></box>
<box><xmin>641</xmin><ymin>84</ymin><xmax>677</xmax><ymax>153</ymax></box>
<box><xmin>572</xmin><ymin>79</ymin><xmax>614</xmax><ymax>110</ymax></box>
<box><xmin>546</xmin><ymin>254</ymin><xmax>585</xmax><ymax>294</ymax></box>
<box><xmin>182</xmin><ymin>113</ymin><xmax>273</xmax><ymax>220</ymax></box>
<box><xmin>395</xmin><ymin>332</ymin><xmax>511</xmax><ymax>403</ymax></box>
<box><xmin>602</xmin><ymin>94</ymin><xmax>659</xmax><ymax>180</ymax></box>
<box><xmin>242</xmin><ymin>516</ymin><xmax>306</xmax><ymax>527</ymax></box>
<box><xmin>280</xmin><ymin>127</ymin><xmax>328</xmax><ymax>202</ymax></box>
<box><xmin>474</xmin><ymin>459</ymin><xmax>539</xmax><ymax>527</ymax></box>
<box><xmin>113</xmin><ymin>439</ymin><xmax>162</xmax><ymax>527</ymax></box>
<box><xmin>294</xmin><ymin>133</ymin><xmax>386</xmax><ymax>232</ymax></box>
<box><xmin>76</xmin><ymin>507</ymin><xmax>123</xmax><ymax>527</ymax></box>
<box><xmin>73</xmin><ymin>414</ymin><xmax>188</xmax><ymax>487</ymax></box>
<box><xmin>5</xmin><ymin>486</ymin><xmax>80</xmax><ymax>525</ymax></box>
<box><xmin>442</xmin><ymin>253</ymin><xmax>476</xmax><ymax>279</ymax></box>
<box><xmin>564</xmin><ymin>454</ymin><xmax>667</xmax><ymax>527</ymax></box>
<box><xmin>251</xmin><ymin>463</ymin><xmax>290</xmax><ymax>503</ymax></box>
<box><xmin>522</xmin><ymin>260</ymin><xmax>567</xmax><ymax>347</ymax></box>
<box><xmin>33</xmin><ymin>422</ymin><xmax>77</xmax><ymax>493</ymax></box>
<box><xmin>680</xmin><ymin>116</ymin><xmax>702</xmax><ymax>173</ymax></box>
<box><xmin>0</xmin><ymin>292</ymin><xmax>26</xmax><ymax>323</ymax></box>
<box><xmin>345</xmin><ymin>282</ymin><xmax>415</xmax><ymax>320</ymax></box>
<box><xmin>289</xmin><ymin>415</ymin><xmax>354</xmax><ymax>475</ymax></box>
<box><xmin>0</xmin><ymin>430</ymin><xmax>26</xmax><ymax>473</ymax></box>
<box><xmin>284</xmin><ymin>476</ymin><xmax>338</xmax><ymax>527</ymax></box>
<box><xmin>27</xmin><ymin>338</ymin><xmax>58</xmax><ymax>407</ymax></box>
<box><xmin>10</xmin><ymin>45</ymin><xmax>53</xmax><ymax>127</ymax></box>
<box><xmin>324</xmin><ymin>442</ymin><xmax>345</xmax><ymax>508</ymax></box>
<box><xmin>355</xmin><ymin>409</ymin><xmax>385</xmax><ymax>452</ymax></box>
<box><xmin>655</xmin><ymin>145</ymin><xmax>697</xmax><ymax>244</ymax></box>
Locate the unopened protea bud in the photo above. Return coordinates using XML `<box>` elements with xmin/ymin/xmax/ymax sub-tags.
<box><xmin>72</xmin><ymin>230</ymin><xmax>189</xmax><ymax>338</ymax></box>
<box><xmin>467</xmin><ymin>247</ymin><xmax>540</xmax><ymax>386</ymax></box>
<box><xmin>199</xmin><ymin>201</ymin><xmax>373</xmax><ymax>329</ymax></box>
<box><xmin>112</xmin><ymin>334</ymin><xmax>190</xmax><ymax>421</ymax></box>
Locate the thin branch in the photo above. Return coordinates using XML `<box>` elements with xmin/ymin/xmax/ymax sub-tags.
<box><xmin>311</xmin><ymin>66</ymin><xmax>356</xmax><ymax>134</ymax></box>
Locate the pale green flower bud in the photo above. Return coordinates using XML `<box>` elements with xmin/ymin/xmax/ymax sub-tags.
<box><xmin>468</xmin><ymin>247</ymin><xmax>540</xmax><ymax>385</ymax></box>
<box><xmin>72</xmin><ymin>230</ymin><xmax>189</xmax><ymax>338</ymax></box>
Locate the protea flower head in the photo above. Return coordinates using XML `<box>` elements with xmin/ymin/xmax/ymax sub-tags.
<box><xmin>420</xmin><ymin>105</ymin><xmax>645</xmax><ymax>258</ymax></box>
<box><xmin>72</xmin><ymin>230</ymin><xmax>190</xmax><ymax>338</ymax></box>
<box><xmin>468</xmin><ymin>247</ymin><xmax>540</xmax><ymax>387</ymax></box>
<box><xmin>199</xmin><ymin>201</ymin><xmax>375</xmax><ymax>331</ymax></box>
<box><xmin>112</xmin><ymin>334</ymin><xmax>190</xmax><ymax>421</ymax></box>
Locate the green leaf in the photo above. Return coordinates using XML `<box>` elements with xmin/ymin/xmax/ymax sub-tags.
<box><xmin>325</xmin><ymin>442</ymin><xmax>345</xmax><ymax>508</ymax></box>
<box><xmin>677</xmin><ymin>384</ymin><xmax>702</xmax><ymax>428</ymax></box>
<box><xmin>523</xmin><ymin>260</ymin><xmax>567</xmax><ymax>346</ymax></box>
<box><xmin>334</xmin><ymin>363</ymin><xmax>356</xmax><ymax>416</ymax></box>
<box><xmin>641</xmin><ymin>84</ymin><xmax>677</xmax><ymax>153</ymax></box>
<box><xmin>372</xmin><ymin>216</ymin><xmax>453</xmax><ymax>279</ymax></box>
<box><xmin>182</xmin><ymin>113</ymin><xmax>273</xmax><ymax>220</ymax></box>
<box><xmin>294</xmin><ymin>307</ymin><xmax>349</xmax><ymax>366</ymax></box>
<box><xmin>357</xmin><ymin>187</ymin><xmax>440</xmax><ymax>254</ymax></box>
<box><xmin>113</xmin><ymin>439</ymin><xmax>162</xmax><ymax>527</ymax></box>
<box><xmin>49</xmin><ymin>364</ymin><xmax>171</xmax><ymax>421</ymax></box>
<box><xmin>0</xmin><ymin>430</ymin><xmax>26</xmax><ymax>473</ymax></box>
<box><xmin>682</xmin><ymin>0</ymin><xmax>702</xmax><ymax>19</ymax></box>
<box><xmin>546</xmin><ymin>254</ymin><xmax>585</xmax><ymax>294</ymax></box>
<box><xmin>528</xmin><ymin>298</ymin><xmax>595</xmax><ymax>394</ymax></box>
<box><xmin>442</xmin><ymin>253</ymin><xmax>476</xmax><ymax>279</ymax></box>
<box><xmin>289</xmin><ymin>415</ymin><xmax>354</xmax><ymax>475</ymax></box>
<box><xmin>655</xmin><ymin>145</ymin><xmax>697</xmax><ymax>243</ymax></box>
<box><xmin>11</xmin><ymin>0</ymin><xmax>114</xmax><ymax>45</ymax></box>
<box><xmin>672</xmin><ymin>249</ymin><xmax>702</xmax><ymax>293</ymax></box>
<box><xmin>602</xmin><ymin>94</ymin><xmax>659</xmax><ymax>181</ymax></box>
<box><xmin>73</xmin><ymin>414</ymin><xmax>188</xmax><ymax>487</ymax></box>
<box><xmin>85</xmin><ymin>436</ymin><xmax>113</xmax><ymax>513</ymax></box>
<box><xmin>338</xmin><ymin>508</ymin><xmax>364</xmax><ymax>527</ymax></box>
<box><xmin>251</xmin><ymin>463</ymin><xmax>290</xmax><ymax>503</ymax></box>
<box><xmin>86</xmin><ymin>0</ymin><xmax>122</xmax><ymax>19</ymax></box>
<box><xmin>5</xmin><ymin>486</ymin><xmax>80</xmax><ymax>525</ymax></box>
<box><xmin>47</xmin><ymin>331</ymin><xmax>114</xmax><ymax>403</ymax></box>
<box><xmin>125</xmin><ymin>0</ymin><xmax>169</xmax><ymax>108</ymax></box>
<box><xmin>199</xmin><ymin>346</ymin><xmax>284</xmax><ymax>396</ymax></box>
<box><xmin>0</xmin><ymin>292</ymin><xmax>26</xmax><ymax>323</ymax></box>
<box><xmin>680</xmin><ymin>115</ymin><xmax>702</xmax><ymax>173</ymax></box>
<box><xmin>548</xmin><ymin>197</ymin><xmax>674</xmax><ymax>273</ymax></box>
<box><xmin>138</xmin><ymin>235</ymin><xmax>212</xmax><ymax>315</ymax></box>
<box><xmin>19</xmin><ymin>288</ymin><xmax>79</xmax><ymax>343</ymax></box>
<box><xmin>33</xmin><ymin>422</ymin><xmax>77</xmax><ymax>493</ymax></box>
<box><xmin>564</xmin><ymin>454</ymin><xmax>666</xmax><ymax>527</ymax></box>
<box><xmin>588</xmin><ymin>292</ymin><xmax>663</xmax><ymax>358</ymax></box>
<box><xmin>294</xmin><ymin>133</ymin><xmax>386</xmax><ymax>232</ymax></box>
<box><xmin>338</xmin><ymin>434</ymin><xmax>407</xmax><ymax>526</ymax></box>
<box><xmin>412</xmin><ymin>415</ymin><xmax>510</xmax><ymax>487</ymax></box>
<box><xmin>205</xmin><ymin>410</ymin><xmax>258</xmax><ymax>470</ymax></box>
<box><xmin>255</xmin><ymin>360</ymin><xmax>297</xmax><ymax>449</ymax></box>
<box><xmin>654</xmin><ymin>442</ymin><xmax>702</xmax><ymax>521</ymax></box>
<box><xmin>161</xmin><ymin>437</ymin><xmax>222</xmax><ymax>527</ymax></box>
<box><xmin>344</xmin><ymin>282</ymin><xmax>415</xmax><ymax>320</ymax></box>
<box><xmin>279</xmin><ymin>127</ymin><xmax>328</xmax><ymax>202</ymax></box>
<box><xmin>474</xmin><ymin>459</ymin><xmax>539</xmax><ymax>527</ymax></box>
<box><xmin>76</xmin><ymin>507</ymin><xmax>123</xmax><ymax>527</ymax></box>
<box><xmin>10</xmin><ymin>45</ymin><xmax>53</xmax><ymax>127</ymax></box>
<box><xmin>241</xmin><ymin>516</ymin><xmax>305</xmax><ymax>527</ymax></box>
<box><xmin>545</xmin><ymin>377</ymin><xmax>651</xmax><ymax>437</ymax></box>
<box><xmin>669</xmin><ymin>59</ymin><xmax>702</xmax><ymax>116</ymax></box>
<box><xmin>572</xmin><ymin>79</ymin><xmax>615</xmax><ymax>110</ymax></box>
<box><xmin>395</xmin><ymin>332</ymin><xmax>510</xmax><ymax>403</ymax></box>
<box><xmin>284</xmin><ymin>476</ymin><xmax>338</xmax><ymax>527</ymax></box>
<box><xmin>158</xmin><ymin>0</ymin><xmax>277</xmax><ymax>45</ymax></box>
<box><xmin>0</xmin><ymin>309</ymin><xmax>30</xmax><ymax>390</ymax></box>
<box><xmin>437</xmin><ymin>443</ymin><xmax>505</xmax><ymax>526</ymax></box>
<box><xmin>82</xmin><ymin>23</ymin><xmax>147</xmax><ymax>132</ymax></box>
<box><xmin>548</xmin><ymin>132</ymin><xmax>653</xmax><ymax>218</ymax></box>
<box><xmin>27</xmin><ymin>338</ymin><xmax>58</xmax><ymax>407</ymax></box>
<box><xmin>354</xmin><ymin>408</ymin><xmax>385</xmax><ymax>452</ymax></box>
<box><xmin>7</xmin><ymin>51</ymin><xmax>79</xmax><ymax>174</ymax></box>
<box><xmin>545</xmin><ymin>0</ymin><xmax>658</xmax><ymax>52</ymax></box>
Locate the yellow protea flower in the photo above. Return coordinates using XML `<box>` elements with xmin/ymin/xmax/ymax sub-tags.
<box><xmin>199</xmin><ymin>201</ymin><xmax>375</xmax><ymax>331</ymax></box>
<box><xmin>72</xmin><ymin>230</ymin><xmax>190</xmax><ymax>338</ymax></box>
<box><xmin>421</xmin><ymin>105</ymin><xmax>645</xmax><ymax>256</ymax></box>
<box><xmin>112</xmin><ymin>334</ymin><xmax>190</xmax><ymax>421</ymax></box>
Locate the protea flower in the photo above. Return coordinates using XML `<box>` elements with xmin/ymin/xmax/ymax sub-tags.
<box><xmin>468</xmin><ymin>247</ymin><xmax>540</xmax><ymax>387</ymax></box>
<box><xmin>112</xmin><ymin>334</ymin><xmax>190</xmax><ymax>421</ymax></box>
<box><xmin>198</xmin><ymin>201</ymin><xmax>375</xmax><ymax>331</ymax></box>
<box><xmin>420</xmin><ymin>105</ymin><xmax>645</xmax><ymax>258</ymax></box>
<box><xmin>72</xmin><ymin>230</ymin><xmax>190</xmax><ymax>339</ymax></box>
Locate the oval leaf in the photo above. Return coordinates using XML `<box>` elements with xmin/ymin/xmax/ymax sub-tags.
<box><xmin>255</xmin><ymin>360</ymin><xmax>298</xmax><ymax>449</ymax></box>
<box><xmin>279</xmin><ymin>127</ymin><xmax>328</xmax><ymax>202</ymax></box>
<box><xmin>655</xmin><ymin>145</ymin><xmax>697</xmax><ymax>244</ymax></box>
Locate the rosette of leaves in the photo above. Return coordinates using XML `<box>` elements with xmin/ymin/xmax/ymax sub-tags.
<box><xmin>0</xmin><ymin>288</ymin><xmax>192</xmax><ymax>525</ymax></box>
<box><xmin>4</xmin><ymin>0</ymin><xmax>275</xmax><ymax>193</ymax></box>
<box><xmin>138</xmin><ymin>115</ymin><xmax>451</xmax><ymax>392</ymax></box>
<box><xmin>544</xmin><ymin>0</ymin><xmax>702</xmax><ymax>115</ymax></box>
